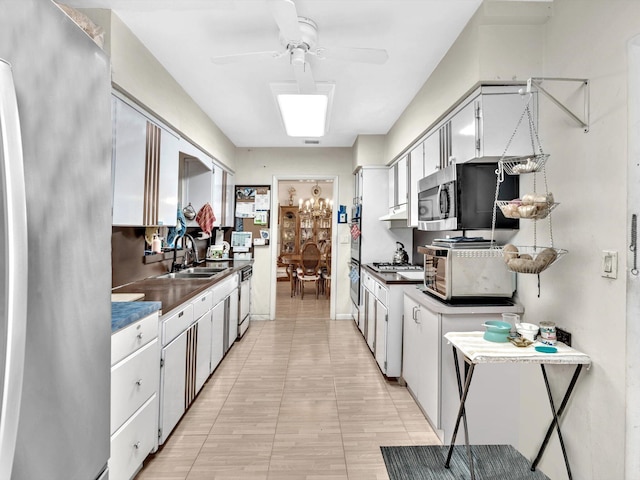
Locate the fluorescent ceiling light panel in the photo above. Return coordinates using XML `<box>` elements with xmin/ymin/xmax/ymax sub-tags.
<box><xmin>271</xmin><ymin>83</ymin><xmax>335</xmax><ymax>138</ymax></box>
<box><xmin>277</xmin><ymin>94</ymin><xmax>328</xmax><ymax>137</ymax></box>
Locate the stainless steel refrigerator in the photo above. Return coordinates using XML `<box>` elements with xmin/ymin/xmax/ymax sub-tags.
<box><xmin>0</xmin><ymin>1</ymin><xmax>112</xmax><ymax>478</ymax></box>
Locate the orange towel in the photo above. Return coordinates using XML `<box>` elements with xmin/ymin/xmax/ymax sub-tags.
<box><xmin>196</xmin><ymin>203</ymin><xmax>216</xmax><ymax>234</ymax></box>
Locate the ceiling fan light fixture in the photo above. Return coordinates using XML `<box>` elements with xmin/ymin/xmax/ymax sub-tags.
<box><xmin>272</xmin><ymin>82</ymin><xmax>335</xmax><ymax>138</ymax></box>
<box><xmin>277</xmin><ymin>94</ymin><xmax>327</xmax><ymax>137</ymax></box>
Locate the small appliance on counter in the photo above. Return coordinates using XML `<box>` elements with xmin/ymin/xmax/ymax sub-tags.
<box><xmin>419</xmin><ymin>244</ymin><xmax>515</xmax><ymax>300</ymax></box>
<box><xmin>392</xmin><ymin>242</ymin><xmax>409</xmax><ymax>264</ymax></box>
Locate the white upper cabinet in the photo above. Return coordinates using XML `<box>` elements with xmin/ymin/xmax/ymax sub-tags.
<box><xmin>450</xmin><ymin>99</ymin><xmax>478</xmax><ymax>164</ymax></box>
<box><xmin>112</xmin><ymin>96</ymin><xmax>179</xmax><ymax>226</ymax></box>
<box><xmin>388</xmin><ymin>155</ymin><xmax>408</xmax><ymax>212</ymax></box>
<box><xmin>408</xmin><ymin>143</ymin><xmax>424</xmax><ymax>228</ymax></box>
<box><xmin>396</xmin><ymin>156</ymin><xmax>407</xmax><ymax>209</ymax></box>
<box><xmin>479</xmin><ymin>90</ymin><xmax>537</xmax><ymax>158</ymax></box>
<box><xmin>212</xmin><ymin>164</ymin><xmax>224</xmax><ymax>227</ymax></box>
<box><xmin>223</xmin><ymin>171</ymin><xmax>235</xmax><ymax>228</ymax></box>
<box><xmin>449</xmin><ymin>85</ymin><xmax>538</xmax><ymax>164</ymax></box>
<box><xmin>423</xmin><ymin>131</ymin><xmax>440</xmax><ymax>178</ymax></box>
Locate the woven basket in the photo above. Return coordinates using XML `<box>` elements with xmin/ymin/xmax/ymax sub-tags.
<box><xmin>502</xmin><ymin>245</ymin><xmax>567</xmax><ymax>274</ymax></box>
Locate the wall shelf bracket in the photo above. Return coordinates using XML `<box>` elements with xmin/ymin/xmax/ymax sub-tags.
<box><xmin>525</xmin><ymin>77</ymin><xmax>590</xmax><ymax>132</ymax></box>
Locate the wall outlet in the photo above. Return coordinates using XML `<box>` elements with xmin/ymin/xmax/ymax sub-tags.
<box><xmin>556</xmin><ymin>327</ymin><xmax>572</xmax><ymax>347</ymax></box>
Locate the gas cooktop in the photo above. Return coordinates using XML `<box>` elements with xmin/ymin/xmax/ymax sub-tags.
<box><xmin>370</xmin><ymin>262</ymin><xmax>423</xmax><ymax>273</ymax></box>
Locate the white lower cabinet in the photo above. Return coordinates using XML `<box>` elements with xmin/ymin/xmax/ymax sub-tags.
<box><xmin>159</xmin><ymin>329</ymin><xmax>187</xmax><ymax>445</ymax></box>
<box><xmin>210</xmin><ymin>300</ymin><xmax>225</xmax><ymax>372</ymax></box>
<box><xmin>110</xmin><ymin>395</ymin><xmax>158</xmax><ymax>480</ymax></box>
<box><xmin>374</xmin><ymin>299</ymin><xmax>388</xmax><ymax>372</ymax></box>
<box><xmin>158</xmin><ymin>274</ymin><xmax>239</xmax><ymax>445</ymax></box>
<box><xmin>359</xmin><ymin>268</ymin><xmax>407</xmax><ymax>377</ymax></box>
<box><xmin>402</xmin><ymin>292</ymin><xmax>520</xmax><ymax>445</ymax></box>
<box><xmin>110</xmin><ymin>311</ymin><xmax>160</xmax><ymax>480</ymax></box>
<box><xmin>195</xmin><ymin>310</ymin><xmax>213</xmax><ymax>392</ymax></box>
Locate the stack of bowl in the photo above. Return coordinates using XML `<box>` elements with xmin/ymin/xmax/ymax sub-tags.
<box><xmin>482</xmin><ymin>320</ymin><xmax>512</xmax><ymax>343</ymax></box>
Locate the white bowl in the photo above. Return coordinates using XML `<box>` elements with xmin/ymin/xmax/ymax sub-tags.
<box><xmin>516</xmin><ymin>322</ymin><xmax>539</xmax><ymax>342</ymax></box>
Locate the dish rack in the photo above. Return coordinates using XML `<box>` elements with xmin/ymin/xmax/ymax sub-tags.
<box><xmin>490</xmin><ymin>92</ymin><xmax>567</xmax><ymax>279</ymax></box>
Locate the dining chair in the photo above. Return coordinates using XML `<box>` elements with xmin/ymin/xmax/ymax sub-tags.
<box><xmin>297</xmin><ymin>242</ymin><xmax>322</xmax><ymax>299</ymax></box>
<box><xmin>321</xmin><ymin>247</ymin><xmax>331</xmax><ymax>298</ymax></box>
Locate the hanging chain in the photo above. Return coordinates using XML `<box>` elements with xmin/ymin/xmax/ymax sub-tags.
<box><xmin>499</xmin><ymin>93</ymin><xmax>535</xmax><ymax>162</ymax></box>
<box><xmin>492</xmin><ymin>93</ymin><xmax>534</xmax><ymax>247</ymax></box>
<box><xmin>631</xmin><ymin>214</ymin><xmax>638</xmax><ymax>275</ymax></box>
<box><xmin>490</xmin><ymin>162</ymin><xmax>504</xmax><ymax>246</ymax></box>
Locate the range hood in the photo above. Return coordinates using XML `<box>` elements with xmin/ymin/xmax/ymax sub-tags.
<box><xmin>379</xmin><ymin>205</ymin><xmax>408</xmax><ymax>222</ymax></box>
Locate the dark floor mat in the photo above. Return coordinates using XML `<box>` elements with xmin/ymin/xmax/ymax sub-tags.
<box><xmin>381</xmin><ymin>445</ymin><xmax>550</xmax><ymax>480</ymax></box>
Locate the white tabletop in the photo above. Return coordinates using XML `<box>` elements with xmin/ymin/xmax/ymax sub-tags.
<box><xmin>444</xmin><ymin>331</ymin><xmax>591</xmax><ymax>365</ymax></box>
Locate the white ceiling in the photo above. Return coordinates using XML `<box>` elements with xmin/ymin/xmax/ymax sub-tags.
<box><xmin>67</xmin><ymin>0</ymin><xmax>483</xmax><ymax>148</ymax></box>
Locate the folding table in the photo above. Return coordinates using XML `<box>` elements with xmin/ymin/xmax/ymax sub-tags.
<box><xmin>443</xmin><ymin>331</ymin><xmax>591</xmax><ymax>480</ymax></box>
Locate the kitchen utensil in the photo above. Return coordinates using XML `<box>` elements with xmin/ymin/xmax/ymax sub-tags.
<box><xmin>183</xmin><ymin>202</ymin><xmax>196</xmax><ymax>220</ymax></box>
<box><xmin>535</xmin><ymin>345</ymin><xmax>558</xmax><ymax>354</ymax></box>
<box><xmin>482</xmin><ymin>320</ymin><xmax>511</xmax><ymax>343</ymax></box>
<box><xmin>393</xmin><ymin>242</ymin><xmax>409</xmax><ymax>264</ymax></box>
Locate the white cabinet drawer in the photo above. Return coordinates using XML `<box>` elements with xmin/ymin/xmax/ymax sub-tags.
<box><xmin>111</xmin><ymin>338</ymin><xmax>160</xmax><ymax>435</ymax></box>
<box><xmin>375</xmin><ymin>283</ymin><xmax>388</xmax><ymax>305</ymax></box>
<box><xmin>162</xmin><ymin>304</ymin><xmax>193</xmax><ymax>345</ymax></box>
<box><xmin>110</xmin><ymin>394</ymin><xmax>158</xmax><ymax>480</ymax></box>
<box><xmin>362</xmin><ymin>272</ymin><xmax>373</xmax><ymax>292</ymax></box>
<box><xmin>111</xmin><ymin>312</ymin><xmax>159</xmax><ymax>366</ymax></box>
<box><xmin>212</xmin><ymin>275</ymin><xmax>238</xmax><ymax>304</ymax></box>
<box><xmin>192</xmin><ymin>288</ymin><xmax>213</xmax><ymax>320</ymax></box>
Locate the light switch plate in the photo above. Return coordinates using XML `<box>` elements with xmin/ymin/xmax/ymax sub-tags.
<box><xmin>601</xmin><ymin>250</ymin><xmax>618</xmax><ymax>279</ymax></box>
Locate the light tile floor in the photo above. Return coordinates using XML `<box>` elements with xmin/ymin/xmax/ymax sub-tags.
<box><xmin>136</xmin><ymin>282</ymin><xmax>440</xmax><ymax>480</ymax></box>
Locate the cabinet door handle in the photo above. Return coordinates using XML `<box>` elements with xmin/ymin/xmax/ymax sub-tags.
<box><xmin>135</xmin><ymin>379</ymin><xmax>143</xmax><ymax>386</ymax></box>
<box><xmin>415</xmin><ymin>307</ymin><xmax>421</xmax><ymax>324</ymax></box>
<box><xmin>133</xmin><ymin>441</ymin><xmax>141</xmax><ymax>449</ymax></box>
<box><xmin>178</xmin><ymin>311</ymin><xmax>184</xmax><ymax>317</ymax></box>
<box><xmin>137</xmin><ymin>332</ymin><xmax>143</xmax><ymax>340</ymax></box>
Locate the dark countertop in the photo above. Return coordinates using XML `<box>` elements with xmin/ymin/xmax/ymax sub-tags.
<box><xmin>111</xmin><ymin>261</ymin><xmax>251</xmax><ymax>316</ymax></box>
<box><xmin>111</xmin><ymin>301</ymin><xmax>162</xmax><ymax>333</ymax></box>
<box><xmin>403</xmin><ymin>284</ymin><xmax>525</xmax><ymax>315</ymax></box>
<box><xmin>361</xmin><ymin>263</ymin><xmax>424</xmax><ymax>286</ymax></box>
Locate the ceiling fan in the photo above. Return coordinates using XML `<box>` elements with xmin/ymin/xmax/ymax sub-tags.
<box><xmin>211</xmin><ymin>0</ymin><xmax>389</xmax><ymax>94</ymax></box>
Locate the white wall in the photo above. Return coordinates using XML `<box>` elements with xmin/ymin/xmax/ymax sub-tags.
<box><xmin>515</xmin><ymin>3</ymin><xmax>636</xmax><ymax>479</ymax></box>
<box><xmin>387</xmin><ymin>1</ymin><xmax>639</xmax><ymax>478</ymax></box>
<box><xmin>234</xmin><ymin>148</ymin><xmax>354</xmax><ymax>319</ymax></box>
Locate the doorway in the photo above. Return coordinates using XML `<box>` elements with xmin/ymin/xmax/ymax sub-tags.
<box><xmin>270</xmin><ymin>175</ymin><xmax>338</xmax><ymax>320</ymax></box>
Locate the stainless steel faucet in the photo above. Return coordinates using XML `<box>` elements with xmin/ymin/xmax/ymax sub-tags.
<box><xmin>170</xmin><ymin>234</ymin><xmax>201</xmax><ymax>272</ymax></box>
<box><xmin>184</xmin><ymin>234</ymin><xmax>199</xmax><ymax>265</ymax></box>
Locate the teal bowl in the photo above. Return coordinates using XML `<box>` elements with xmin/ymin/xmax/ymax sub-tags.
<box><xmin>482</xmin><ymin>320</ymin><xmax>511</xmax><ymax>343</ymax></box>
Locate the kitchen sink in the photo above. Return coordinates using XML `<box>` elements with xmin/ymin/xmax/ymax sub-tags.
<box><xmin>156</xmin><ymin>272</ymin><xmax>218</xmax><ymax>279</ymax></box>
<box><xmin>182</xmin><ymin>266</ymin><xmax>229</xmax><ymax>274</ymax></box>
<box><xmin>155</xmin><ymin>266</ymin><xmax>230</xmax><ymax>279</ymax></box>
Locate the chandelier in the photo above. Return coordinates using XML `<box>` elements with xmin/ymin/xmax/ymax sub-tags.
<box><xmin>299</xmin><ymin>184</ymin><xmax>332</xmax><ymax>217</ymax></box>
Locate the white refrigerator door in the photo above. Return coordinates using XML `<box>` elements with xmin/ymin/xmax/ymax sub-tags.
<box><xmin>0</xmin><ymin>58</ymin><xmax>29</xmax><ymax>480</ymax></box>
<box><xmin>1</xmin><ymin>2</ymin><xmax>112</xmax><ymax>479</ymax></box>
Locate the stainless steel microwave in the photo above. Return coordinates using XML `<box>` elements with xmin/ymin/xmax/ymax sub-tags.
<box><xmin>417</xmin><ymin>162</ymin><xmax>519</xmax><ymax>231</ymax></box>
<box><xmin>422</xmin><ymin>245</ymin><xmax>516</xmax><ymax>300</ymax></box>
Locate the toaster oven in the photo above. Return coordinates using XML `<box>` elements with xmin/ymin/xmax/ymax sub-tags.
<box><xmin>421</xmin><ymin>245</ymin><xmax>516</xmax><ymax>300</ymax></box>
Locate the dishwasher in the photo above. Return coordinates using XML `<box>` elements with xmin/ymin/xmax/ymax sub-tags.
<box><xmin>238</xmin><ymin>264</ymin><xmax>252</xmax><ymax>338</ymax></box>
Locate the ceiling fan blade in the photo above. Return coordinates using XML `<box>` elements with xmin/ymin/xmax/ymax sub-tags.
<box><xmin>292</xmin><ymin>61</ymin><xmax>316</xmax><ymax>94</ymax></box>
<box><xmin>314</xmin><ymin>46</ymin><xmax>389</xmax><ymax>65</ymax></box>
<box><xmin>212</xmin><ymin>50</ymin><xmax>284</xmax><ymax>65</ymax></box>
<box><xmin>267</xmin><ymin>0</ymin><xmax>302</xmax><ymax>44</ymax></box>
